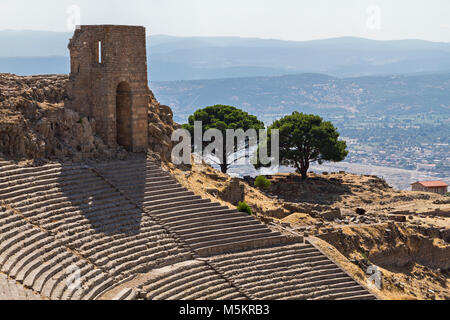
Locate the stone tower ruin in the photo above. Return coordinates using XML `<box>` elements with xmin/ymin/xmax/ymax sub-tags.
<box><xmin>65</xmin><ymin>25</ymin><xmax>149</xmax><ymax>152</ymax></box>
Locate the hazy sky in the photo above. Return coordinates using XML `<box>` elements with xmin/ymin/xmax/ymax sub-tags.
<box><xmin>1</xmin><ymin>0</ymin><xmax>449</xmax><ymax>42</ymax></box>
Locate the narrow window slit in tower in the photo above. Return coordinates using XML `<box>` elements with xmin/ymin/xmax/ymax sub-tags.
<box><xmin>98</xmin><ymin>41</ymin><xmax>102</xmax><ymax>63</ymax></box>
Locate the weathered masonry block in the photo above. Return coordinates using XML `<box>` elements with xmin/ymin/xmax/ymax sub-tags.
<box><xmin>65</xmin><ymin>25</ymin><xmax>149</xmax><ymax>152</ymax></box>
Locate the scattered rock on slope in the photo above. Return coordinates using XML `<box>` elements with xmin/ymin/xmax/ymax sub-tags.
<box><xmin>0</xmin><ymin>73</ymin><xmax>178</xmax><ymax>162</ymax></box>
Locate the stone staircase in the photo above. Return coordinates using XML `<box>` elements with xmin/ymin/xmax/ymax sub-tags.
<box><xmin>208</xmin><ymin>242</ymin><xmax>376</xmax><ymax>300</ymax></box>
<box><xmin>0</xmin><ymin>158</ymin><xmax>377</xmax><ymax>300</ymax></box>
<box><xmin>0</xmin><ymin>208</ymin><xmax>112</xmax><ymax>300</ymax></box>
<box><xmin>95</xmin><ymin>158</ymin><xmax>298</xmax><ymax>257</ymax></box>
<box><xmin>0</xmin><ymin>161</ymin><xmax>192</xmax><ymax>299</ymax></box>
<box><xmin>138</xmin><ymin>260</ymin><xmax>246</xmax><ymax>300</ymax></box>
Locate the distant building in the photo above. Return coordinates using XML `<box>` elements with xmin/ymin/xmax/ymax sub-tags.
<box><xmin>411</xmin><ymin>181</ymin><xmax>448</xmax><ymax>195</ymax></box>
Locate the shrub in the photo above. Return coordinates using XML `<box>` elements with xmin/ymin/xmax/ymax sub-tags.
<box><xmin>254</xmin><ymin>175</ymin><xmax>271</xmax><ymax>190</ymax></box>
<box><xmin>237</xmin><ymin>201</ymin><xmax>252</xmax><ymax>216</ymax></box>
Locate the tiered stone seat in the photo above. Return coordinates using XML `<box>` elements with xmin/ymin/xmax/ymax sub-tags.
<box><xmin>139</xmin><ymin>260</ymin><xmax>245</xmax><ymax>300</ymax></box>
<box><xmin>0</xmin><ymin>208</ymin><xmax>112</xmax><ymax>300</ymax></box>
<box><xmin>95</xmin><ymin>159</ymin><xmax>298</xmax><ymax>256</ymax></box>
<box><xmin>0</xmin><ymin>273</ymin><xmax>41</xmax><ymax>300</ymax></box>
<box><xmin>0</xmin><ymin>164</ymin><xmax>192</xmax><ymax>283</ymax></box>
<box><xmin>0</xmin><ymin>159</ymin><xmax>376</xmax><ymax>300</ymax></box>
<box><xmin>208</xmin><ymin>242</ymin><xmax>377</xmax><ymax>300</ymax></box>
<box><xmin>0</xmin><ymin>160</ymin><xmax>17</xmax><ymax>175</ymax></box>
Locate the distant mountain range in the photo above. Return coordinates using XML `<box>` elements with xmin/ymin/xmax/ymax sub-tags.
<box><xmin>151</xmin><ymin>73</ymin><xmax>450</xmax><ymax>123</ymax></box>
<box><xmin>1</xmin><ymin>31</ymin><xmax>450</xmax><ymax>81</ymax></box>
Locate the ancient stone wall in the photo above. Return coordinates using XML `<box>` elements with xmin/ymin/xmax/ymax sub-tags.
<box><xmin>66</xmin><ymin>25</ymin><xmax>149</xmax><ymax>152</ymax></box>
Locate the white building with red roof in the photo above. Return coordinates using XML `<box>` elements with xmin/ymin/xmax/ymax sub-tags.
<box><xmin>411</xmin><ymin>181</ymin><xmax>448</xmax><ymax>195</ymax></box>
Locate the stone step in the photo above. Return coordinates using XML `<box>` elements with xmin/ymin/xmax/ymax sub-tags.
<box><xmin>27</xmin><ymin>195</ymin><xmax>132</xmax><ymax>223</ymax></box>
<box><xmin>202</xmin><ymin>286</ymin><xmax>242</xmax><ymax>300</ymax></box>
<box><xmin>109</xmin><ymin>176</ymin><xmax>175</xmax><ymax>189</ymax></box>
<box><xmin>0</xmin><ymin>218</ymin><xmax>27</xmax><ymax>238</ymax></box>
<box><xmin>138</xmin><ymin>186</ymin><xmax>188</xmax><ymax>198</ymax></box>
<box><xmin>142</xmin><ymin>194</ymin><xmax>202</xmax><ymax>207</ymax></box>
<box><xmin>158</xmin><ymin>208</ymin><xmax>244</xmax><ymax>224</ymax></box>
<box><xmin>315</xmin><ymin>282</ymin><xmax>369</xmax><ymax>299</ymax></box>
<box><xmin>119</xmin><ymin>181</ymin><xmax>180</xmax><ymax>195</ymax></box>
<box><xmin>0</xmin><ymin>163</ymin><xmax>17</xmax><ymax>172</ymax></box>
<box><xmin>263</xmin><ymin>279</ymin><xmax>361</xmax><ymax>300</ymax></box>
<box><xmin>79</xmin><ymin>224</ymin><xmax>161</xmax><ymax>252</ymax></box>
<box><xmin>135</xmin><ymin>178</ymin><xmax>178</xmax><ymax>188</ymax></box>
<box><xmin>312</xmin><ymin>286</ymin><xmax>374</xmax><ymax>300</ymax></box>
<box><xmin>96</xmin><ymin>162</ymin><xmax>161</xmax><ymax>173</ymax></box>
<box><xmin>0</xmin><ymin>232</ymin><xmax>49</xmax><ymax>274</ymax></box>
<box><xmin>221</xmin><ymin>291</ymin><xmax>246</xmax><ymax>300</ymax></box>
<box><xmin>56</xmin><ymin>219</ymin><xmax>142</xmax><ymax>241</ymax></box>
<box><xmin>228</xmin><ymin>257</ymin><xmax>339</xmax><ymax>280</ymax></box>
<box><xmin>178</xmin><ymin>221</ymin><xmax>266</xmax><ymax>239</ymax></box>
<box><xmin>55</xmin><ymin>262</ymin><xmax>92</xmax><ymax>300</ymax></box>
<box><xmin>182</xmin><ymin>281</ymin><xmax>233</xmax><ymax>300</ymax></box>
<box><xmin>189</xmin><ymin>230</ymin><xmax>282</xmax><ymax>254</ymax></box>
<box><xmin>43</xmin><ymin>206</ymin><xmax>142</xmax><ymax>234</ymax></box>
<box><xmin>335</xmin><ymin>293</ymin><xmax>376</xmax><ymax>300</ymax></box>
<box><xmin>0</xmin><ymin>169</ymin><xmax>95</xmax><ymax>197</ymax></box>
<box><xmin>196</xmin><ymin>234</ymin><xmax>287</xmax><ymax>256</ymax></box>
<box><xmin>82</xmin><ymin>277</ymin><xmax>115</xmax><ymax>300</ymax></box>
<box><xmin>40</xmin><ymin>257</ymin><xmax>80</xmax><ymax>299</ymax></box>
<box><xmin>105</xmin><ymin>169</ymin><xmax>170</xmax><ymax>181</ymax></box>
<box><xmin>0</xmin><ymin>169</ymin><xmax>92</xmax><ymax>193</ymax></box>
<box><xmin>0</xmin><ymin>228</ymin><xmax>39</xmax><ymax>258</ymax></box>
<box><xmin>63</xmin><ymin>266</ymin><xmax>107</xmax><ymax>300</ymax></box>
<box><xmin>95</xmin><ymin>240</ymin><xmax>177</xmax><ymax>268</ymax></box>
<box><xmin>155</xmin><ymin>204</ymin><xmax>229</xmax><ymax>219</ymax></box>
<box><xmin>6</xmin><ymin>181</ymin><xmax>113</xmax><ymax>207</ymax></box>
<box><xmin>16</xmin><ymin>183</ymin><xmax>116</xmax><ymax>212</ymax></box>
<box><xmin>186</xmin><ymin>227</ymin><xmax>273</xmax><ymax>247</ymax></box>
<box><xmin>0</xmin><ymin>164</ymin><xmax>63</xmax><ymax>180</ymax></box>
<box><xmin>147</xmin><ymin>267</ymin><xmax>217</xmax><ymax>300</ymax></box>
<box><xmin>0</xmin><ymin>183</ymin><xmax>57</xmax><ymax>202</ymax></box>
<box><xmin>102</xmin><ymin>163</ymin><xmax>165</xmax><ymax>173</ymax></box>
<box><xmin>123</xmin><ymin>252</ymin><xmax>192</xmax><ymax>280</ymax></box>
<box><xmin>33</xmin><ymin>253</ymin><xmax>76</xmax><ymax>294</ymax></box>
<box><xmin>111</xmin><ymin>288</ymin><xmax>135</xmax><ymax>300</ymax></box>
<box><xmin>0</xmin><ymin>177</ymin><xmax>108</xmax><ymax>203</ymax></box>
<box><xmin>214</xmin><ymin>251</ymin><xmax>326</xmax><ymax>272</ymax></box>
<box><xmin>108</xmin><ymin>249</ymin><xmax>182</xmax><ymax>279</ymax></box>
<box><xmin>40</xmin><ymin>204</ymin><xmax>140</xmax><ymax>229</ymax></box>
<box><xmin>0</xmin><ymin>170</ymin><xmax>61</xmax><ymax>190</ymax></box>
<box><xmin>118</xmin><ymin>176</ymin><xmax>175</xmax><ymax>188</ymax></box>
<box><xmin>210</xmin><ymin>244</ymin><xmax>316</xmax><ymax>265</ymax></box>
<box><xmin>9</xmin><ymin>238</ymin><xmax>57</xmax><ymax>279</ymax></box>
<box><xmin>170</xmin><ymin>278</ymin><xmax>226</xmax><ymax>300</ymax></box>
<box><xmin>167</xmin><ymin>214</ymin><xmax>259</xmax><ymax>231</ymax></box>
<box><xmin>19</xmin><ymin>246</ymin><xmax>66</xmax><ymax>284</ymax></box>
<box><xmin>29</xmin><ymin>194</ymin><xmax>133</xmax><ymax>219</ymax></box>
<box><xmin>141</xmin><ymin>190</ymin><xmax>195</xmax><ymax>203</ymax></box>
<box><xmin>253</xmin><ymin>274</ymin><xmax>354</xmax><ymax>299</ymax></box>
<box><xmin>151</xmin><ymin>201</ymin><xmax>221</xmax><ymax>215</ymax></box>
<box><xmin>234</xmin><ymin>267</ymin><xmax>346</xmax><ymax>294</ymax></box>
<box><xmin>146</xmin><ymin>198</ymin><xmax>212</xmax><ymax>212</ymax></box>
<box><xmin>142</xmin><ymin>261</ymin><xmax>206</xmax><ymax>293</ymax></box>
